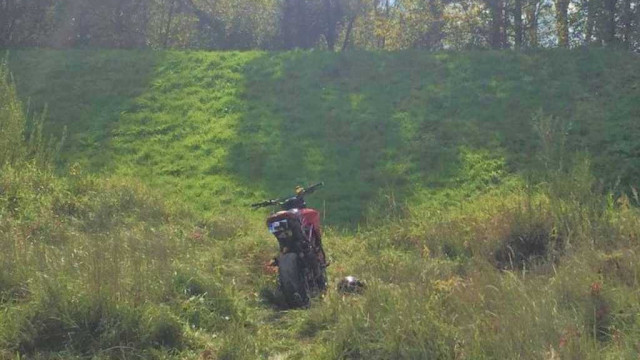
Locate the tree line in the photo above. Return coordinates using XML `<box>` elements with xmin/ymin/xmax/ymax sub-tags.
<box><xmin>1</xmin><ymin>0</ymin><xmax>639</xmax><ymax>51</ymax></box>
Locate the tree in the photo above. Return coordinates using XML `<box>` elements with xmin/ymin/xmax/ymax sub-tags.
<box><xmin>0</xmin><ymin>0</ymin><xmax>56</xmax><ymax>47</ymax></box>
<box><xmin>514</xmin><ymin>0</ymin><xmax>524</xmax><ymax>47</ymax></box>
<box><xmin>323</xmin><ymin>0</ymin><xmax>343</xmax><ymax>50</ymax></box>
<box><xmin>524</xmin><ymin>0</ymin><xmax>542</xmax><ymax>47</ymax></box>
<box><xmin>601</xmin><ymin>0</ymin><xmax>618</xmax><ymax>45</ymax></box>
<box><xmin>375</xmin><ymin>0</ymin><xmax>392</xmax><ymax>49</ymax></box>
<box><xmin>486</xmin><ymin>0</ymin><xmax>507</xmax><ymax>48</ymax></box>
<box><xmin>161</xmin><ymin>0</ymin><xmax>177</xmax><ymax>48</ymax></box>
<box><xmin>555</xmin><ymin>0</ymin><xmax>570</xmax><ymax>47</ymax></box>
<box><xmin>584</xmin><ymin>0</ymin><xmax>597</xmax><ymax>44</ymax></box>
<box><xmin>620</xmin><ymin>0</ymin><xmax>632</xmax><ymax>47</ymax></box>
<box><xmin>0</xmin><ymin>0</ymin><xmax>637</xmax><ymax>51</ymax></box>
<box><xmin>281</xmin><ymin>0</ymin><xmax>314</xmax><ymax>48</ymax></box>
<box><xmin>178</xmin><ymin>0</ymin><xmax>225</xmax><ymax>48</ymax></box>
<box><xmin>442</xmin><ymin>0</ymin><xmax>486</xmax><ymax>49</ymax></box>
<box><xmin>411</xmin><ymin>0</ymin><xmax>446</xmax><ymax>49</ymax></box>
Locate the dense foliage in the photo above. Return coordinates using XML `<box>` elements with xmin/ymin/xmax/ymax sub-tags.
<box><xmin>1</xmin><ymin>0</ymin><xmax>639</xmax><ymax>51</ymax></box>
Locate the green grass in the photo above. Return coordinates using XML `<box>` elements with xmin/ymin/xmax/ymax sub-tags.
<box><xmin>6</xmin><ymin>49</ymin><xmax>640</xmax><ymax>224</ymax></box>
<box><xmin>2</xmin><ymin>50</ymin><xmax>640</xmax><ymax>359</ymax></box>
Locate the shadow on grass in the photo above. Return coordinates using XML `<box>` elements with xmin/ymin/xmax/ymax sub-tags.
<box><xmin>8</xmin><ymin>49</ymin><xmax>640</xmax><ymax>225</ymax></box>
<box><xmin>259</xmin><ymin>286</ymin><xmax>289</xmax><ymax>311</ymax></box>
<box><xmin>228</xmin><ymin>49</ymin><xmax>640</xmax><ymax>224</ymax></box>
<box><xmin>8</xmin><ymin>49</ymin><xmax>163</xmax><ymax>170</ymax></box>
<box><xmin>228</xmin><ymin>51</ymin><xmax>535</xmax><ymax>224</ymax></box>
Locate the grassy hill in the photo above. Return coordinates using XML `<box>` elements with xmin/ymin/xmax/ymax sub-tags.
<box><xmin>2</xmin><ymin>50</ymin><xmax>640</xmax><ymax>359</ymax></box>
<box><xmin>6</xmin><ymin>49</ymin><xmax>640</xmax><ymax>224</ymax></box>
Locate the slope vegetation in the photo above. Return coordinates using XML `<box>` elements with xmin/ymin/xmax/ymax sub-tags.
<box><xmin>7</xmin><ymin>49</ymin><xmax>640</xmax><ymax>224</ymax></box>
<box><xmin>2</xmin><ymin>50</ymin><xmax>640</xmax><ymax>359</ymax></box>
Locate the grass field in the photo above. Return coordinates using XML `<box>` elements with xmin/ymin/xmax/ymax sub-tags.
<box><xmin>1</xmin><ymin>49</ymin><xmax>640</xmax><ymax>359</ymax></box>
<box><xmin>7</xmin><ymin>49</ymin><xmax>640</xmax><ymax>224</ymax></box>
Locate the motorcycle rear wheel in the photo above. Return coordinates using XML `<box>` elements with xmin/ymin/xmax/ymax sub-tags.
<box><xmin>278</xmin><ymin>253</ymin><xmax>309</xmax><ymax>308</ymax></box>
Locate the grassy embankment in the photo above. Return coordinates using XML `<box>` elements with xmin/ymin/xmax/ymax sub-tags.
<box><xmin>1</xmin><ymin>49</ymin><xmax>640</xmax><ymax>358</ymax></box>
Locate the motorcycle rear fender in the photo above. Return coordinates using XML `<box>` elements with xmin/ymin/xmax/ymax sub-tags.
<box><xmin>266</xmin><ymin>210</ymin><xmax>300</xmax><ymax>225</ymax></box>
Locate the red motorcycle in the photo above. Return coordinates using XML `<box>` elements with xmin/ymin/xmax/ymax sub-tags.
<box><xmin>252</xmin><ymin>183</ymin><xmax>327</xmax><ymax>308</ymax></box>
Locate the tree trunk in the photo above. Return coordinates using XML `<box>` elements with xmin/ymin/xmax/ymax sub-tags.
<box><xmin>602</xmin><ymin>0</ymin><xmax>618</xmax><ymax>45</ymax></box>
<box><xmin>137</xmin><ymin>0</ymin><xmax>151</xmax><ymax>48</ymax></box>
<box><xmin>295</xmin><ymin>0</ymin><xmax>308</xmax><ymax>48</ymax></box>
<box><xmin>488</xmin><ymin>0</ymin><xmax>505</xmax><ymax>48</ymax></box>
<box><xmin>503</xmin><ymin>0</ymin><xmax>510</xmax><ymax>47</ymax></box>
<box><xmin>283</xmin><ymin>0</ymin><xmax>295</xmax><ymax>48</ymax></box>
<box><xmin>585</xmin><ymin>0</ymin><xmax>596</xmax><ymax>44</ymax></box>
<box><xmin>372</xmin><ymin>0</ymin><xmax>380</xmax><ymax>48</ymax></box>
<box><xmin>1</xmin><ymin>0</ymin><xmax>18</xmax><ymax>47</ymax></box>
<box><xmin>555</xmin><ymin>0</ymin><xmax>570</xmax><ymax>47</ymax></box>
<box><xmin>181</xmin><ymin>0</ymin><xmax>223</xmax><ymax>49</ymax></box>
<box><xmin>163</xmin><ymin>0</ymin><xmax>176</xmax><ymax>48</ymax></box>
<box><xmin>181</xmin><ymin>0</ymin><xmax>216</xmax><ymax>28</ymax></box>
<box><xmin>621</xmin><ymin>0</ymin><xmax>631</xmax><ymax>47</ymax></box>
<box><xmin>525</xmin><ymin>0</ymin><xmax>539</xmax><ymax>47</ymax></box>
<box><xmin>342</xmin><ymin>15</ymin><xmax>356</xmax><ymax>51</ymax></box>
<box><xmin>381</xmin><ymin>0</ymin><xmax>390</xmax><ymax>49</ymax></box>
<box><xmin>428</xmin><ymin>0</ymin><xmax>445</xmax><ymax>49</ymax></box>
<box><xmin>324</xmin><ymin>0</ymin><xmax>336</xmax><ymax>51</ymax></box>
<box><xmin>515</xmin><ymin>0</ymin><xmax>523</xmax><ymax>48</ymax></box>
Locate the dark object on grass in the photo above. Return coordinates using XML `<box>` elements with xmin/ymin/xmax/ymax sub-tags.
<box><xmin>337</xmin><ymin>276</ymin><xmax>366</xmax><ymax>294</ymax></box>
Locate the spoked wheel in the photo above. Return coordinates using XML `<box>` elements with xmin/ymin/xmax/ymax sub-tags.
<box><xmin>278</xmin><ymin>253</ymin><xmax>309</xmax><ymax>308</ymax></box>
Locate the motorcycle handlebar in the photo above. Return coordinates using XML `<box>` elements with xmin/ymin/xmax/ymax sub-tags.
<box><xmin>250</xmin><ymin>199</ymin><xmax>278</xmax><ymax>208</ymax></box>
<box><xmin>250</xmin><ymin>182</ymin><xmax>324</xmax><ymax>208</ymax></box>
<box><xmin>303</xmin><ymin>182</ymin><xmax>324</xmax><ymax>195</ymax></box>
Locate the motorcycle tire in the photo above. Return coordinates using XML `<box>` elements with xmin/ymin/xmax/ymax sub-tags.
<box><xmin>278</xmin><ymin>252</ymin><xmax>309</xmax><ymax>308</ymax></box>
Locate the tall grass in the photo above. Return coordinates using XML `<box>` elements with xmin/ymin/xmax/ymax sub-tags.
<box><xmin>0</xmin><ymin>61</ymin><xmax>233</xmax><ymax>357</ymax></box>
<box><xmin>0</xmin><ymin>60</ymin><xmax>25</xmax><ymax>165</ymax></box>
